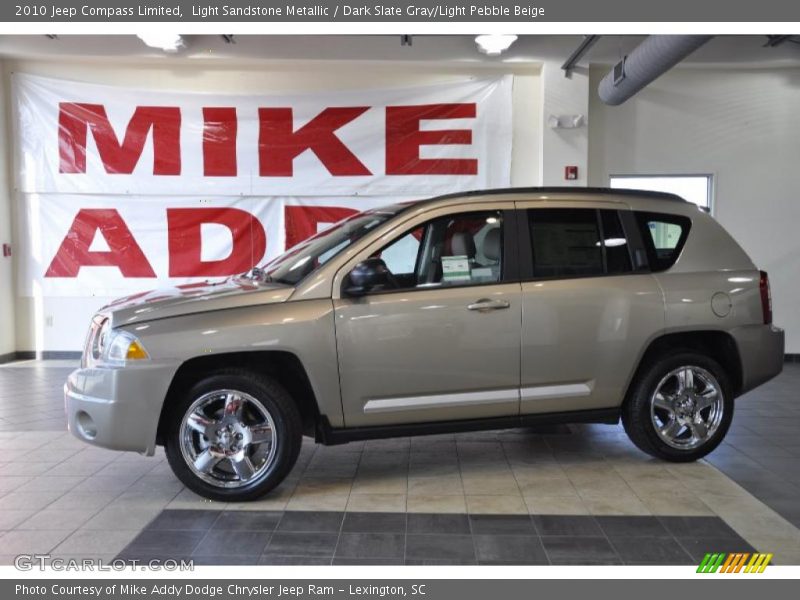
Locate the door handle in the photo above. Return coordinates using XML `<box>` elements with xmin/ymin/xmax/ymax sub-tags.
<box><xmin>467</xmin><ymin>298</ymin><xmax>511</xmax><ymax>312</ymax></box>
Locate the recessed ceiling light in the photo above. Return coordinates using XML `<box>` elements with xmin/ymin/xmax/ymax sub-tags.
<box><xmin>136</xmin><ymin>33</ymin><xmax>185</xmax><ymax>53</ymax></box>
<box><xmin>475</xmin><ymin>34</ymin><xmax>518</xmax><ymax>56</ymax></box>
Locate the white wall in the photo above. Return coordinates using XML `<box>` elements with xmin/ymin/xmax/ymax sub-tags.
<box><xmin>0</xmin><ymin>61</ymin><xmax>15</xmax><ymax>358</ymax></box>
<box><xmin>589</xmin><ymin>66</ymin><xmax>800</xmax><ymax>352</ymax></box>
<box><xmin>539</xmin><ymin>62</ymin><xmax>589</xmax><ymax>186</ymax></box>
<box><xmin>2</xmin><ymin>58</ymin><xmax>541</xmax><ymax>353</ymax></box>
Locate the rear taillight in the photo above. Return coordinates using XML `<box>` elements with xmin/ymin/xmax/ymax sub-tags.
<box><xmin>759</xmin><ymin>270</ymin><xmax>772</xmax><ymax>325</ymax></box>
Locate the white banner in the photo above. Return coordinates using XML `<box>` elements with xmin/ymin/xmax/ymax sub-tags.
<box><xmin>12</xmin><ymin>73</ymin><xmax>513</xmax><ymax>297</ymax></box>
<box><xmin>16</xmin><ymin>194</ymin><xmax>407</xmax><ymax>297</ymax></box>
<box><xmin>14</xmin><ymin>73</ymin><xmax>512</xmax><ymax>197</ymax></box>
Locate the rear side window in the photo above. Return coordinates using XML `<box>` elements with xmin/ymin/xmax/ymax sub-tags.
<box><xmin>635</xmin><ymin>211</ymin><xmax>692</xmax><ymax>271</ymax></box>
<box><xmin>600</xmin><ymin>210</ymin><xmax>633</xmax><ymax>275</ymax></box>
<box><xmin>526</xmin><ymin>208</ymin><xmax>636</xmax><ymax>279</ymax></box>
<box><xmin>528</xmin><ymin>209</ymin><xmax>604</xmax><ymax>278</ymax></box>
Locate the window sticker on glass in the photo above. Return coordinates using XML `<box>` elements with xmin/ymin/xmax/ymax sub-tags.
<box><xmin>471</xmin><ymin>267</ymin><xmax>493</xmax><ymax>280</ymax></box>
<box><xmin>442</xmin><ymin>255</ymin><xmax>471</xmax><ymax>282</ymax></box>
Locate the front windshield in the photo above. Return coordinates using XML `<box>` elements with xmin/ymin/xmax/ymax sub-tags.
<box><xmin>259</xmin><ymin>205</ymin><xmax>407</xmax><ymax>286</ymax></box>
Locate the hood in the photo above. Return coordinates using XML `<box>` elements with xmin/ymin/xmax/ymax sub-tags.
<box><xmin>104</xmin><ymin>277</ymin><xmax>295</xmax><ymax>328</ymax></box>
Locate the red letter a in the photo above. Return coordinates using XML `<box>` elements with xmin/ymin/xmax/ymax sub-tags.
<box><xmin>45</xmin><ymin>209</ymin><xmax>155</xmax><ymax>277</ymax></box>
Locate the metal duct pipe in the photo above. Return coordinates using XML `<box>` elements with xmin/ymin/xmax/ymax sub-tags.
<box><xmin>598</xmin><ymin>35</ymin><xmax>713</xmax><ymax>106</ymax></box>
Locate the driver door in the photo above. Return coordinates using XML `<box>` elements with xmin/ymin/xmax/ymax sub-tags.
<box><xmin>332</xmin><ymin>205</ymin><xmax>522</xmax><ymax>428</ymax></box>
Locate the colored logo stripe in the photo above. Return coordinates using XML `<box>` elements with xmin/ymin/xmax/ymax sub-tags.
<box><xmin>697</xmin><ymin>552</ymin><xmax>772</xmax><ymax>573</ymax></box>
<box><xmin>745</xmin><ymin>553</ymin><xmax>773</xmax><ymax>573</ymax></box>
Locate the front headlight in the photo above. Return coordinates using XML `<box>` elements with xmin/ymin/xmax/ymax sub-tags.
<box><xmin>83</xmin><ymin>316</ymin><xmax>109</xmax><ymax>368</ymax></box>
<box><xmin>84</xmin><ymin>317</ymin><xmax>149</xmax><ymax>367</ymax></box>
<box><xmin>105</xmin><ymin>329</ymin><xmax>150</xmax><ymax>364</ymax></box>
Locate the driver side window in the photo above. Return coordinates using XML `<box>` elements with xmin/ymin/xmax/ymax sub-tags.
<box><xmin>379</xmin><ymin>229</ymin><xmax>423</xmax><ymax>276</ymax></box>
<box><xmin>370</xmin><ymin>210</ymin><xmax>503</xmax><ymax>292</ymax></box>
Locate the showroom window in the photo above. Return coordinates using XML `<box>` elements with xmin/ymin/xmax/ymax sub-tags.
<box><xmin>610</xmin><ymin>174</ymin><xmax>713</xmax><ymax>212</ymax></box>
<box><xmin>370</xmin><ymin>211</ymin><xmax>503</xmax><ymax>291</ymax></box>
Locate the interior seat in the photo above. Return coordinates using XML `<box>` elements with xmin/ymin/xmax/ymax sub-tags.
<box><xmin>450</xmin><ymin>232</ymin><xmax>477</xmax><ymax>260</ymax></box>
<box><xmin>480</xmin><ymin>227</ymin><xmax>501</xmax><ymax>278</ymax></box>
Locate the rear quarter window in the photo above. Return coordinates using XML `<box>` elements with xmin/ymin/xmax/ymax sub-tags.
<box><xmin>635</xmin><ymin>211</ymin><xmax>692</xmax><ymax>272</ymax></box>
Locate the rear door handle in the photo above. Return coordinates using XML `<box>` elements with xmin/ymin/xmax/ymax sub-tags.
<box><xmin>467</xmin><ymin>298</ymin><xmax>511</xmax><ymax>312</ymax></box>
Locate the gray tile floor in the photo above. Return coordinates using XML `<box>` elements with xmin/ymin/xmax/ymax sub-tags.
<box><xmin>115</xmin><ymin>509</ymin><xmax>754</xmax><ymax>565</ymax></box>
<box><xmin>705</xmin><ymin>365</ymin><xmax>800</xmax><ymax>528</ymax></box>
<box><xmin>0</xmin><ymin>360</ymin><xmax>798</xmax><ymax>565</ymax></box>
<box><xmin>0</xmin><ymin>363</ymin><xmax>74</xmax><ymax>431</ymax></box>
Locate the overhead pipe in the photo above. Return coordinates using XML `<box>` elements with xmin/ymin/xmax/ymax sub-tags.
<box><xmin>561</xmin><ymin>35</ymin><xmax>601</xmax><ymax>76</ymax></box>
<box><xmin>598</xmin><ymin>35</ymin><xmax>713</xmax><ymax>106</ymax></box>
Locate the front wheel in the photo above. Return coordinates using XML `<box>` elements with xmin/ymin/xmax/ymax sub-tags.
<box><xmin>622</xmin><ymin>352</ymin><xmax>733</xmax><ymax>462</ymax></box>
<box><xmin>164</xmin><ymin>370</ymin><xmax>302</xmax><ymax>502</ymax></box>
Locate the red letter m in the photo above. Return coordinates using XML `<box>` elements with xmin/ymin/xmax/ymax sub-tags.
<box><xmin>58</xmin><ymin>103</ymin><xmax>181</xmax><ymax>175</ymax></box>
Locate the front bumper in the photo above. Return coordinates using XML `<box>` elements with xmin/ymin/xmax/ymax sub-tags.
<box><xmin>732</xmin><ymin>324</ymin><xmax>785</xmax><ymax>395</ymax></box>
<box><xmin>64</xmin><ymin>360</ymin><xmax>180</xmax><ymax>455</ymax></box>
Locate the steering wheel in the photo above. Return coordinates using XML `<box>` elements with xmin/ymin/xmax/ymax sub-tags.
<box><xmin>368</xmin><ymin>256</ymin><xmax>400</xmax><ymax>290</ymax></box>
<box><xmin>383</xmin><ymin>266</ymin><xmax>400</xmax><ymax>290</ymax></box>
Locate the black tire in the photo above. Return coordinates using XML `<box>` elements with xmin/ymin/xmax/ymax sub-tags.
<box><xmin>164</xmin><ymin>369</ymin><xmax>302</xmax><ymax>502</ymax></box>
<box><xmin>622</xmin><ymin>351</ymin><xmax>733</xmax><ymax>462</ymax></box>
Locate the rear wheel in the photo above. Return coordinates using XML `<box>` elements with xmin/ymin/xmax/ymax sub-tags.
<box><xmin>164</xmin><ymin>370</ymin><xmax>302</xmax><ymax>501</ymax></box>
<box><xmin>622</xmin><ymin>352</ymin><xmax>733</xmax><ymax>462</ymax></box>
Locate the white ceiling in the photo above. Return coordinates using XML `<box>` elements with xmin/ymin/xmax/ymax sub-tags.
<box><xmin>0</xmin><ymin>35</ymin><xmax>799</xmax><ymax>68</ymax></box>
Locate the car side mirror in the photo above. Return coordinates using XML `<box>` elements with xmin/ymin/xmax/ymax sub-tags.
<box><xmin>343</xmin><ymin>258</ymin><xmax>391</xmax><ymax>296</ymax></box>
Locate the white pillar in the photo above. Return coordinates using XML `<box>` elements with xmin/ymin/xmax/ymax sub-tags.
<box><xmin>539</xmin><ymin>60</ymin><xmax>590</xmax><ymax>187</ymax></box>
<box><xmin>0</xmin><ymin>60</ymin><xmax>17</xmax><ymax>357</ymax></box>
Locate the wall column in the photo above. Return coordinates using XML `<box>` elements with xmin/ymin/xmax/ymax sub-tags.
<box><xmin>539</xmin><ymin>60</ymin><xmax>590</xmax><ymax>187</ymax></box>
<box><xmin>0</xmin><ymin>60</ymin><xmax>17</xmax><ymax>360</ymax></box>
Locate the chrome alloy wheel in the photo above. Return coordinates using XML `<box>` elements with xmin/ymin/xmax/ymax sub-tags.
<box><xmin>650</xmin><ymin>366</ymin><xmax>725</xmax><ymax>450</ymax></box>
<box><xmin>179</xmin><ymin>389</ymin><xmax>277</xmax><ymax>488</ymax></box>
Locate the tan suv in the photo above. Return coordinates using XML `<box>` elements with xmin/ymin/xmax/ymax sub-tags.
<box><xmin>65</xmin><ymin>188</ymin><xmax>785</xmax><ymax>501</ymax></box>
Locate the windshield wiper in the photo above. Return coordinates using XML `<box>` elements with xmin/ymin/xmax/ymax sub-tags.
<box><xmin>240</xmin><ymin>268</ymin><xmax>296</xmax><ymax>286</ymax></box>
<box><xmin>242</xmin><ymin>267</ymin><xmax>273</xmax><ymax>283</ymax></box>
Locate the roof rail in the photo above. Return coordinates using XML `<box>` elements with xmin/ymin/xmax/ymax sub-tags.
<box><xmin>424</xmin><ymin>186</ymin><xmax>687</xmax><ymax>204</ymax></box>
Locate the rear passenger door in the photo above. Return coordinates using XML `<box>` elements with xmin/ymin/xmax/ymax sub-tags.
<box><xmin>515</xmin><ymin>203</ymin><xmax>664</xmax><ymax>414</ymax></box>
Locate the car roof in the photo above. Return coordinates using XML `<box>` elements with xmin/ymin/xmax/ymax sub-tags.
<box><xmin>420</xmin><ymin>186</ymin><xmax>687</xmax><ymax>206</ymax></box>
